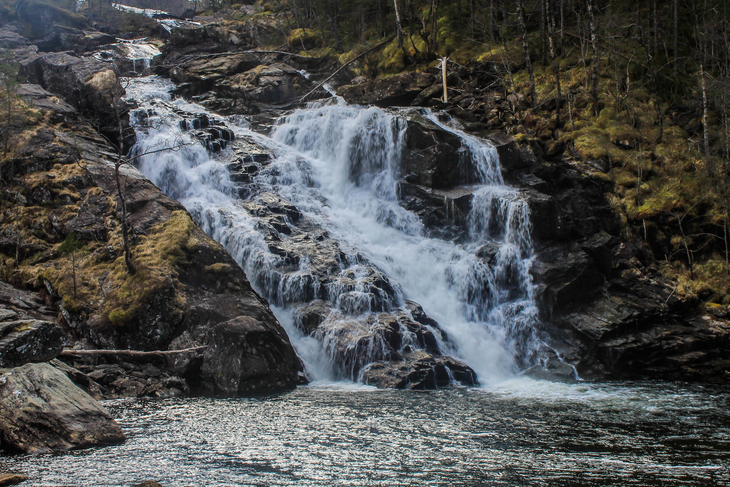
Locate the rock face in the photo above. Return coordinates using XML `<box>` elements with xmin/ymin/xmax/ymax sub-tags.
<box><xmin>1</xmin><ymin>51</ymin><xmax>303</xmax><ymax>397</ymax></box>
<box><xmin>23</xmin><ymin>52</ymin><xmax>119</xmax><ymax>123</ymax></box>
<box><xmin>200</xmin><ymin>316</ymin><xmax>303</xmax><ymax>396</ymax></box>
<box><xmin>338</xmin><ymin>72</ymin><xmax>436</xmax><ymax>107</ymax></box>
<box><xmin>0</xmin><ymin>363</ymin><xmax>125</xmax><ymax>454</ymax></box>
<box><xmin>0</xmin><ymin>319</ymin><xmax>64</xmax><ymax>367</ymax></box>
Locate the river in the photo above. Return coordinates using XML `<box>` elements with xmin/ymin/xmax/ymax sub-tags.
<box><xmin>2</xmin><ymin>380</ymin><xmax>728</xmax><ymax>485</ymax></box>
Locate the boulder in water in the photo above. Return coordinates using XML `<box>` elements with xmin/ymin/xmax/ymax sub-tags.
<box><xmin>0</xmin><ymin>473</ymin><xmax>27</xmax><ymax>486</ymax></box>
<box><xmin>0</xmin><ymin>363</ymin><xmax>125</xmax><ymax>453</ymax></box>
<box><xmin>200</xmin><ymin>316</ymin><xmax>303</xmax><ymax>396</ymax></box>
<box><xmin>360</xmin><ymin>350</ymin><xmax>477</xmax><ymax>389</ymax></box>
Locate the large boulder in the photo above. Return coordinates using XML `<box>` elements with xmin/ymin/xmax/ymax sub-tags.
<box><xmin>361</xmin><ymin>350</ymin><xmax>477</xmax><ymax>389</ymax></box>
<box><xmin>338</xmin><ymin>72</ymin><xmax>436</xmax><ymax>107</ymax></box>
<box><xmin>200</xmin><ymin>316</ymin><xmax>303</xmax><ymax>396</ymax></box>
<box><xmin>219</xmin><ymin>63</ymin><xmax>308</xmax><ymax>104</ymax></box>
<box><xmin>0</xmin><ymin>363</ymin><xmax>125</xmax><ymax>454</ymax></box>
<box><xmin>400</xmin><ymin>117</ymin><xmax>467</xmax><ymax>188</ymax></box>
<box><xmin>0</xmin><ymin>319</ymin><xmax>64</xmax><ymax>367</ymax></box>
<box><xmin>168</xmin><ymin>52</ymin><xmax>261</xmax><ymax>93</ymax></box>
<box><xmin>22</xmin><ymin>52</ymin><xmax>121</xmax><ymax>128</ymax></box>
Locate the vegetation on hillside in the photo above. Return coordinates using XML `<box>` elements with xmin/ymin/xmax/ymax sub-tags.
<box><xmin>216</xmin><ymin>0</ymin><xmax>730</xmax><ymax>306</ymax></box>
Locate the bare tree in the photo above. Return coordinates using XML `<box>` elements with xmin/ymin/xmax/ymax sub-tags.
<box><xmin>517</xmin><ymin>0</ymin><xmax>537</xmax><ymax>109</ymax></box>
<box><xmin>587</xmin><ymin>0</ymin><xmax>600</xmax><ymax>109</ymax></box>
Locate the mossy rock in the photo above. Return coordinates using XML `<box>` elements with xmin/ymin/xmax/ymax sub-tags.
<box><xmin>287</xmin><ymin>28</ymin><xmax>321</xmax><ymax>50</ymax></box>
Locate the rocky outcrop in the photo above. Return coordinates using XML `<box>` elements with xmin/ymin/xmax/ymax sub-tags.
<box><xmin>0</xmin><ymin>70</ymin><xmax>303</xmax><ymax>397</ymax></box>
<box><xmin>22</xmin><ymin>52</ymin><xmax>119</xmax><ymax>123</ymax></box>
<box><xmin>338</xmin><ymin>72</ymin><xmax>436</xmax><ymax>107</ymax></box>
<box><xmin>337</xmin><ymin>73</ymin><xmax>730</xmax><ymax>381</ymax></box>
<box><xmin>490</xmin><ymin>135</ymin><xmax>730</xmax><ymax>381</ymax></box>
<box><xmin>0</xmin><ymin>362</ymin><xmax>125</xmax><ymax>454</ymax></box>
<box><xmin>199</xmin><ymin>316</ymin><xmax>303</xmax><ymax>396</ymax></box>
<box><xmin>361</xmin><ymin>351</ymin><xmax>477</xmax><ymax>389</ymax></box>
<box><xmin>0</xmin><ymin>319</ymin><xmax>64</xmax><ymax>368</ymax></box>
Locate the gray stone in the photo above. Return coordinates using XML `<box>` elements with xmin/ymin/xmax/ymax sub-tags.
<box><xmin>200</xmin><ymin>316</ymin><xmax>302</xmax><ymax>396</ymax></box>
<box><xmin>0</xmin><ymin>320</ymin><xmax>64</xmax><ymax>368</ymax></box>
<box><xmin>0</xmin><ymin>363</ymin><xmax>125</xmax><ymax>453</ymax></box>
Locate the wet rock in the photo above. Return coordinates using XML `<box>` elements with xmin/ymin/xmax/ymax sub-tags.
<box><xmin>0</xmin><ymin>319</ymin><xmax>64</xmax><ymax>367</ymax></box>
<box><xmin>487</xmin><ymin>132</ymin><xmax>534</xmax><ymax>174</ymax></box>
<box><xmin>132</xmin><ymin>482</ymin><xmax>163</xmax><ymax>487</ymax></box>
<box><xmin>530</xmin><ymin>243</ymin><xmax>604</xmax><ymax>316</ymax></box>
<box><xmin>338</xmin><ymin>72</ymin><xmax>435</xmax><ymax>107</ymax></box>
<box><xmin>360</xmin><ymin>350</ymin><xmax>477</xmax><ymax>389</ymax></box>
<box><xmin>294</xmin><ymin>300</ymin><xmax>329</xmax><ymax>334</ymax></box>
<box><xmin>397</xmin><ymin>183</ymin><xmax>472</xmax><ymax>241</ymax></box>
<box><xmin>522</xmin><ymin>352</ymin><xmax>577</xmax><ymax>381</ymax></box>
<box><xmin>200</xmin><ymin>316</ymin><xmax>302</xmax><ymax>396</ymax></box>
<box><xmin>400</xmin><ymin>118</ymin><xmax>467</xmax><ymax>188</ymax></box>
<box><xmin>0</xmin><ymin>363</ymin><xmax>125</xmax><ymax>453</ymax></box>
<box><xmin>0</xmin><ymin>473</ymin><xmax>27</xmax><ymax>486</ymax></box>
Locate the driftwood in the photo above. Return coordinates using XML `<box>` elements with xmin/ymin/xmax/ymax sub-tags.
<box><xmin>60</xmin><ymin>346</ymin><xmax>208</xmax><ymax>358</ymax></box>
<box><xmin>299</xmin><ymin>36</ymin><xmax>395</xmax><ymax>102</ymax></box>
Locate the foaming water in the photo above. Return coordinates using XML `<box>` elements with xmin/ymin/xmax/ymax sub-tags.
<box><xmin>124</xmin><ymin>77</ymin><xmax>543</xmax><ymax>384</ymax></box>
<box><xmin>3</xmin><ymin>383</ymin><xmax>728</xmax><ymax>486</ymax></box>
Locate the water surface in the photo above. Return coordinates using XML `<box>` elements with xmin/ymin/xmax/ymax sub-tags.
<box><xmin>3</xmin><ymin>380</ymin><xmax>728</xmax><ymax>486</ymax></box>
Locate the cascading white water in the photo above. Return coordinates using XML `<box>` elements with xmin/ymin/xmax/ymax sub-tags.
<box><xmin>126</xmin><ymin>77</ymin><xmax>541</xmax><ymax>384</ymax></box>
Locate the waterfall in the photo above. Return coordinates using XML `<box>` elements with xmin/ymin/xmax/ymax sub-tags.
<box><xmin>126</xmin><ymin>78</ymin><xmax>541</xmax><ymax>385</ymax></box>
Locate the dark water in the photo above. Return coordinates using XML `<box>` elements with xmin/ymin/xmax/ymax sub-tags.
<box><xmin>2</xmin><ymin>379</ymin><xmax>728</xmax><ymax>486</ymax></box>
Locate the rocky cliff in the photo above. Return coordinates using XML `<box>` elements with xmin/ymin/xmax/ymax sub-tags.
<box><xmin>0</xmin><ymin>13</ymin><xmax>306</xmax><ymax>454</ymax></box>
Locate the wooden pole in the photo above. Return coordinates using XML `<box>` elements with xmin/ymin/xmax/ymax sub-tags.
<box><xmin>442</xmin><ymin>56</ymin><xmax>448</xmax><ymax>102</ymax></box>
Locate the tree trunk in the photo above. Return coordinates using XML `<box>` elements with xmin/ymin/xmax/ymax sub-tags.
<box><xmin>547</xmin><ymin>0</ymin><xmax>562</xmax><ymax>127</ymax></box>
<box><xmin>393</xmin><ymin>0</ymin><xmax>405</xmax><ymax>51</ymax></box>
<box><xmin>701</xmin><ymin>63</ymin><xmax>714</xmax><ymax>176</ymax></box>
<box><xmin>541</xmin><ymin>0</ymin><xmax>547</xmax><ymax>63</ymax></box>
<box><xmin>111</xmin><ymin>81</ymin><xmax>136</xmax><ymax>275</ymax></box>
<box><xmin>323</xmin><ymin>0</ymin><xmax>343</xmax><ymax>53</ymax></box>
<box><xmin>673</xmin><ymin>0</ymin><xmax>678</xmax><ymax>76</ymax></box>
<box><xmin>517</xmin><ymin>0</ymin><xmax>538</xmax><ymax>109</ymax></box>
<box><xmin>442</xmin><ymin>56</ymin><xmax>448</xmax><ymax>102</ymax></box>
<box><xmin>587</xmin><ymin>0</ymin><xmax>600</xmax><ymax>110</ymax></box>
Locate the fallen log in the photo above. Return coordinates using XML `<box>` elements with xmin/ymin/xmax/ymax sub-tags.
<box><xmin>59</xmin><ymin>346</ymin><xmax>207</xmax><ymax>358</ymax></box>
<box><xmin>299</xmin><ymin>36</ymin><xmax>395</xmax><ymax>102</ymax></box>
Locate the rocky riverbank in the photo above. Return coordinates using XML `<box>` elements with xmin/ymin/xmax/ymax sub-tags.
<box><xmin>0</xmin><ymin>12</ymin><xmax>304</xmax><ymax>455</ymax></box>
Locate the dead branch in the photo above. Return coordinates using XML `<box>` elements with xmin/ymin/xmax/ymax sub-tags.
<box><xmin>299</xmin><ymin>36</ymin><xmax>395</xmax><ymax>102</ymax></box>
<box><xmin>60</xmin><ymin>346</ymin><xmax>208</xmax><ymax>358</ymax></box>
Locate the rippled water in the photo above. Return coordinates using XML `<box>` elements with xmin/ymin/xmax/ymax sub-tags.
<box><xmin>3</xmin><ymin>380</ymin><xmax>728</xmax><ymax>486</ymax></box>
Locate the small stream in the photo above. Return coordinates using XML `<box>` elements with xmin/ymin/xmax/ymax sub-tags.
<box><xmin>2</xmin><ymin>380</ymin><xmax>728</xmax><ymax>486</ymax></box>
